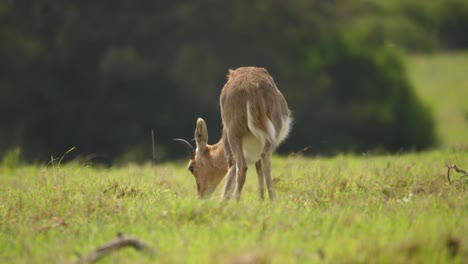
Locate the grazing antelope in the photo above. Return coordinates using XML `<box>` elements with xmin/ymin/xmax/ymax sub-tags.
<box><xmin>175</xmin><ymin>66</ymin><xmax>291</xmax><ymax>201</ymax></box>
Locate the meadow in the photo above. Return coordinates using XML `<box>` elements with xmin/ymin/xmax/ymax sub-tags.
<box><xmin>1</xmin><ymin>52</ymin><xmax>467</xmax><ymax>263</ymax></box>
<box><xmin>407</xmin><ymin>51</ymin><xmax>468</xmax><ymax>147</ymax></box>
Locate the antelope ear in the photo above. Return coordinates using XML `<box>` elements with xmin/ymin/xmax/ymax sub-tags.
<box><xmin>195</xmin><ymin>118</ymin><xmax>208</xmax><ymax>153</ymax></box>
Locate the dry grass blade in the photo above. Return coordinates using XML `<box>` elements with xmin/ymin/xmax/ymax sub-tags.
<box><xmin>151</xmin><ymin>129</ymin><xmax>156</xmax><ymax>165</ymax></box>
<box><xmin>76</xmin><ymin>233</ymin><xmax>155</xmax><ymax>263</ymax></box>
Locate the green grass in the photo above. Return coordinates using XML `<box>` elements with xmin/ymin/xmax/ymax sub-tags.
<box><xmin>1</xmin><ymin>52</ymin><xmax>468</xmax><ymax>263</ymax></box>
<box><xmin>1</xmin><ymin>150</ymin><xmax>467</xmax><ymax>263</ymax></box>
<box><xmin>407</xmin><ymin>51</ymin><xmax>468</xmax><ymax>147</ymax></box>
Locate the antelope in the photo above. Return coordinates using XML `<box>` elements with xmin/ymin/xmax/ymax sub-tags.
<box><xmin>175</xmin><ymin>66</ymin><xmax>292</xmax><ymax>201</ymax></box>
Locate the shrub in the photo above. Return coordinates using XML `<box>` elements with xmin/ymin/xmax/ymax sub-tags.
<box><xmin>288</xmin><ymin>37</ymin><xmax>436</xmax><ymax>154</ymax></box>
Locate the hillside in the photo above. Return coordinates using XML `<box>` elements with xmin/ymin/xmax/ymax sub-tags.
<box><xmin>407</xmin><ymin>51</ymin><xmax>468</xmax><ymax>147</ymax></box>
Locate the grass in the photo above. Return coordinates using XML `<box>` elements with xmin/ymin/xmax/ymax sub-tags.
<box><xmin>407</xmin><ymin>51</ymin><xmax>468</xmax><ymax>147</ymax></box>
<box><xmin>1</xmin><ymin>52</ymin><xmax>468</xmax><ymax>263</ymax></box>
<box><xmin>1</xmin><ymin>150</ymin><xmax>467</xmax><ymax>263</ymax></box>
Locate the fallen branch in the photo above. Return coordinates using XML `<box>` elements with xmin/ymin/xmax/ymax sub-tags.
<box><xmin>76</xmin><ymin>233</ymin><xmax>155</xmax><ymax>263</ymax></box>
<box><xmin>447</xmin><ymin>164</ymin><xmax>468</xmax><ymax>184</ymax></box>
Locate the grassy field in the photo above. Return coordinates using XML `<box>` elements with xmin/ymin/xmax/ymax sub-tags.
<box><xmin>1</xmin><ymin>151</ymin><xmax>467</xmax><ymax>263</ymax></box>
<box><xmin>1</xmin><ymin>52</ymin><xmax>468</xmax><ymax>263</ymax></box>
<box><xmin>407</xmin><ymin>51</ymin><xmax>468</xmax><ymax>147</ymax></box>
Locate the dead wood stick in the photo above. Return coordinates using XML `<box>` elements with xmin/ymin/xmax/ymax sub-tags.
<box><xmin>76</xmin><ymin>233</ymin><xmax>155</xmax><ymax>263</ymax></box>
<box><xmin>447</xmin><ymin>164</ymin><xmax>468</xmax><ymax>184</ymax></box>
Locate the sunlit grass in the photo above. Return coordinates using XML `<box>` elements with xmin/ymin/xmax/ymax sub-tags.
<box><xmin>407</xmin><ymin>51</ymin><xmax>468</xmax><ymax>147</ymax></box>
<box><xmin>1</xmin><ymin>149</ymin><xmax>467</xmax><ymax>263</ymax></box>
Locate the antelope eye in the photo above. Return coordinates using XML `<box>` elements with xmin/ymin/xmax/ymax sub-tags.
<box><xmin>188</xmin><ymin>165</ymin><xmax>194</xmax><ymax>173</ymax></box>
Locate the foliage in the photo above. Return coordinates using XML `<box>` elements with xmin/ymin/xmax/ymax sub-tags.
<box><xmin>3</xmin><ymin>0</ymin><xmax>464</xmax><ymax>162</ymax></box>
<box><xmin>0</xmin><ymin>147</ymin><xmax>21</xmax><ymax>170</ymax></box>
<box><xmin>352</xmin><ymin>0</ymin><xmax>468</xmax><ymax>51</ymax></box>
<box><xmin>298</xmin><ymin>38</ymin><xmax>435</xmax><ymax>153</ymax></box>
<box><xmin>436</xmin><ymin>0</ymin><xmax>468</xmax><ymax>49</ymax></box>
<box><xmin>0</xmin><ymin>150</ymin><xmax>467</xmax><ymax>262</ymax></box>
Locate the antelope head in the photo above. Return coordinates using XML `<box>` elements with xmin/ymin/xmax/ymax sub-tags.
<box><xmin>175</xmin><ymin>118</ymin><xmax>228</xmax><ymax>198</ymax></box>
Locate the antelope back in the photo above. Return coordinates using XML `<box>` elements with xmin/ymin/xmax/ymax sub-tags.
<box><xmin>220</xmin><ymin>67</ymin><xmax>291</xmax><ymax>149</ymax></box>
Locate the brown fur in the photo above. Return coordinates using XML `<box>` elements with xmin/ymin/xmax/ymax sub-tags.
<box><xmin>180</xmin><ymin>67</ymin><xmax>291</xmax><ymax>200</ymax></box>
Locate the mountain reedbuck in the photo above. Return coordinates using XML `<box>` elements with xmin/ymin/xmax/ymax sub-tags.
<box><xmin>175</xmin><ymin>66</ymin><xmax>292</xmax><ymax>201</ymax></box>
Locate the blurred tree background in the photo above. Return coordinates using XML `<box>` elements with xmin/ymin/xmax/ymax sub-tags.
<box><xmin>1</xmin><ymin>0</ymin><xmax>467</xmax><ymax>163</ymax></box>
